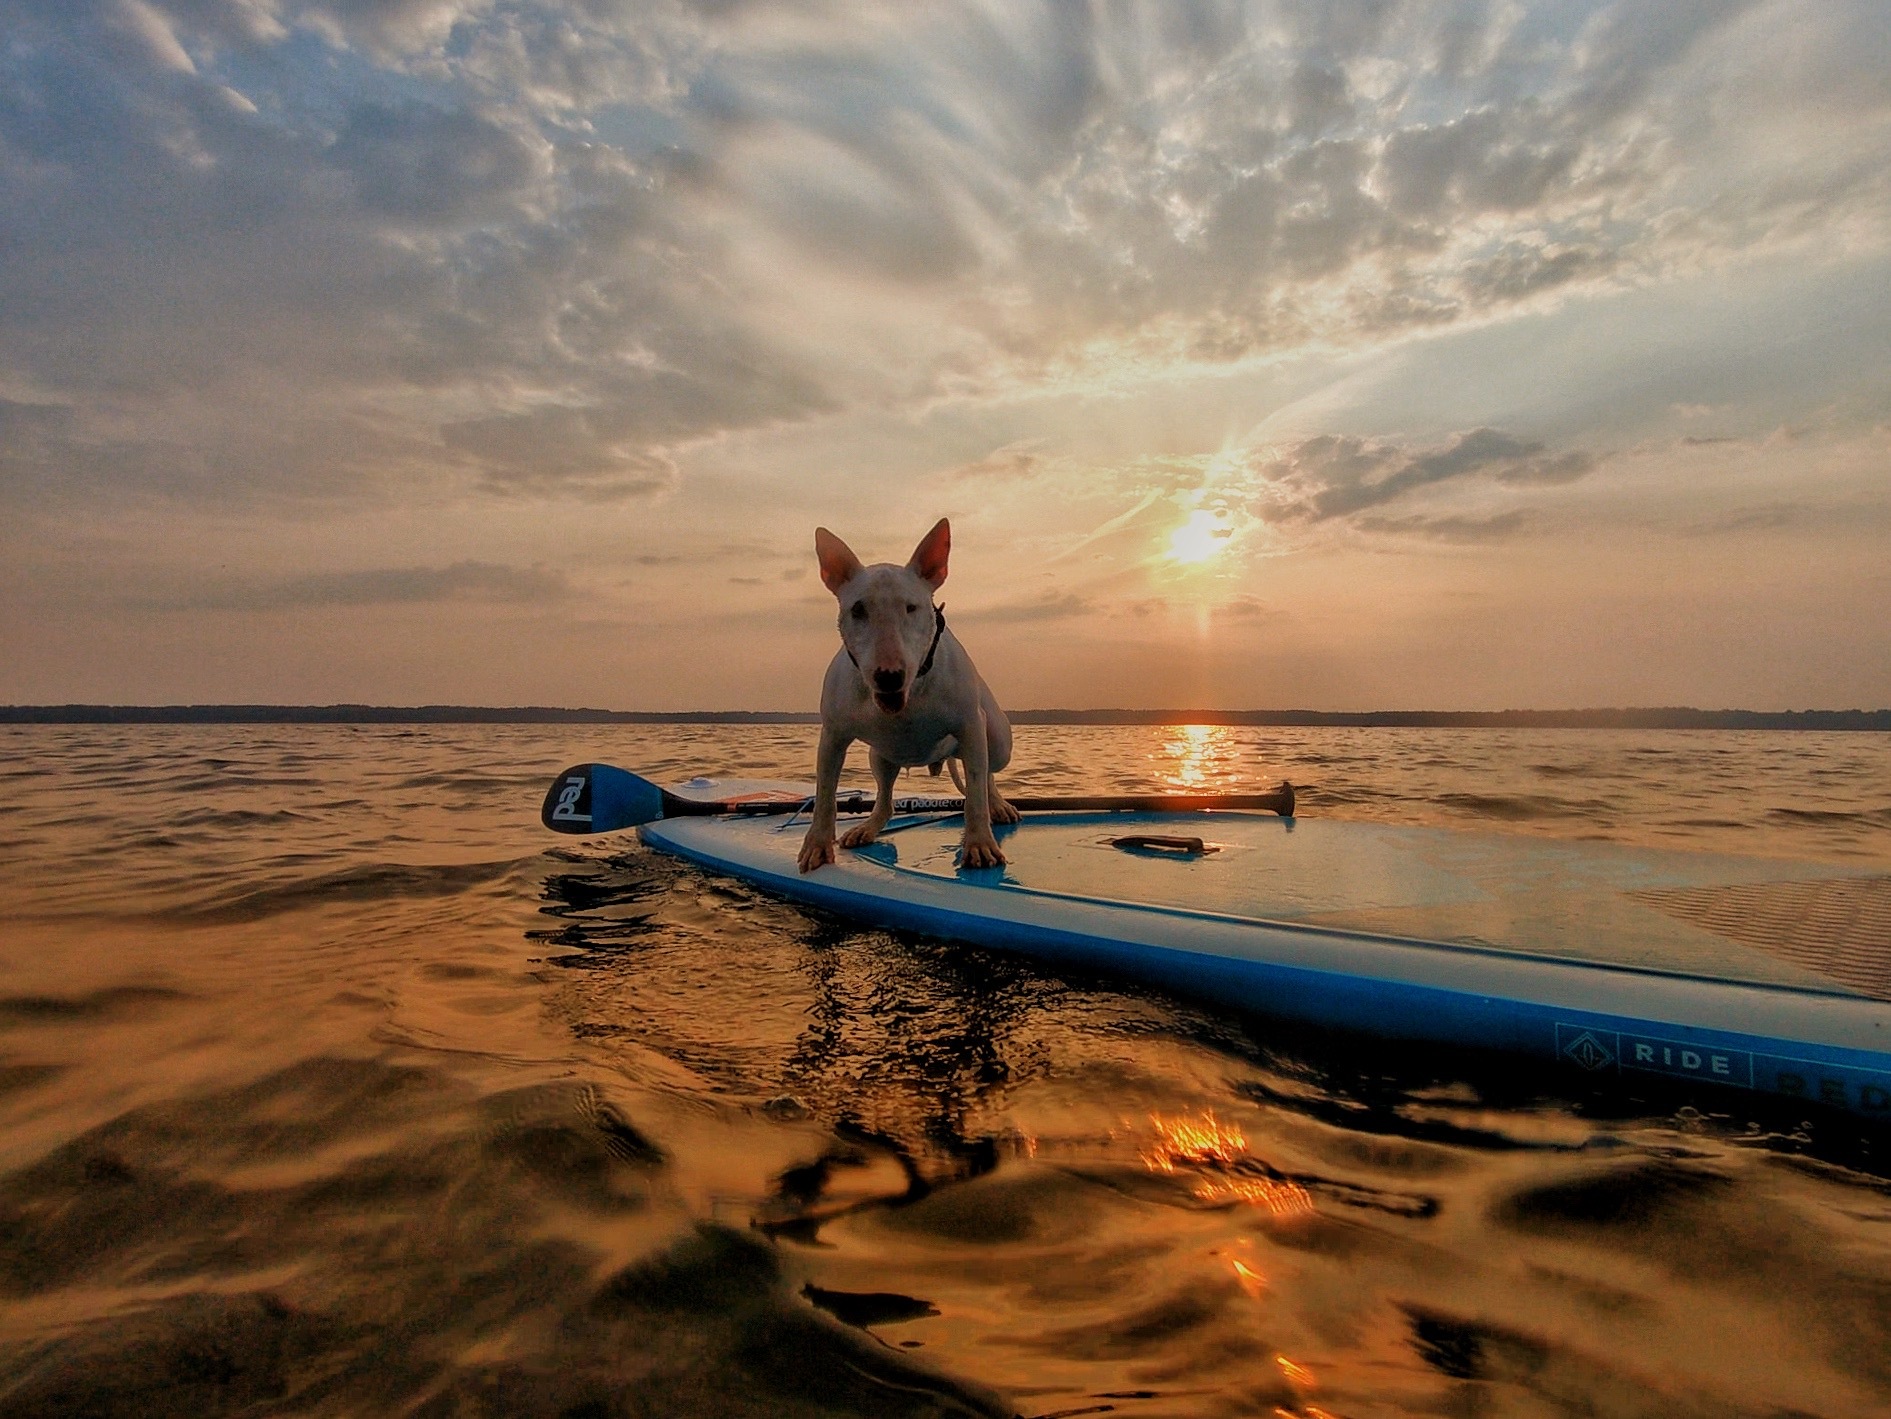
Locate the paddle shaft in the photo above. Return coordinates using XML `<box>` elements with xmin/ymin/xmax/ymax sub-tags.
<box><xmin>706</xmin><ymin>784</ymin><xmax>1296</xmax><ymax>818</ymax></box>
<box><xmin>1005</xmin><ymin>789</ymin><xmax>1292</xmax><ymax>815</ymax></box>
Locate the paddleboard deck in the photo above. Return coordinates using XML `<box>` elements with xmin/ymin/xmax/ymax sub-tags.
<box><xmin>631</xmin><ymin>786</ymin><xmax>1891</xmax><ymax>1121</ymax></box>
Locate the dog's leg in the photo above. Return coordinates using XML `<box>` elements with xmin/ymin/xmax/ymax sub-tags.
<box><xmin>957</xmin><ymin>706</ymin><xmax>1006</xmax><ymax>868</ymax></box>
<box><xmin>947</xmin><ymin>750</ymin><xmax>1018</xmax><ymax>826</ymax></box>
<box><xmin>983</xmin><ymin>716</ymin><xmax>1020</xmax><ymax>827</ymax></box>
<box><xmin>978</xmin><ymin>679</ymin><xmax>1020</xmax><ymax>825</ymax></box>
<box><xmin>797</xmin><ymin>726</ymin><xmax>851</xmax><ymax>872</ymax></box>
<box><xmin>839</xmin><ymin>749</ymin><xmax>900</xmax><ymax>849</ymax></box>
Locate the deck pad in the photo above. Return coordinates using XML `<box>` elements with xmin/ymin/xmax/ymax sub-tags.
<box><xmin>863</xmin><ymin>813</ymin><xmax>1891</xmax><ymax>1000</ymax></box>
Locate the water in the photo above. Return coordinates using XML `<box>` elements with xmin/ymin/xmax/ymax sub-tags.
<box><xmin>1</xmin><ymin>723</ymin><xmax>1889</xmax><ymax>1418</ymax></box>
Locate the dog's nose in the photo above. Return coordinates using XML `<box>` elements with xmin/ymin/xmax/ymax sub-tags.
<box><xmin>872</xmin><ymin>668</ymin><xmax>905</xmax><ymax>693</ymax></box>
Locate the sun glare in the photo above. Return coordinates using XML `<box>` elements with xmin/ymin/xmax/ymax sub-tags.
<box><xmin>1166</xmin><ymin>509</ymin><xmax>1228</xmax><ymax>564</ymax></box>
<box><xmin>1162</xmin><ymin>723</ymin><xmax>1226</xmax><ymax>788</ymax></box>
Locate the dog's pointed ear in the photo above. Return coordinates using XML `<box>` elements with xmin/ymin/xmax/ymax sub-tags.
<box><xmin>907</xmin><ymin>517</ymin><xmax>950</xmax><ymax>590</ymax></box>
<box><xmin>815</xmin><ymin>527</ymin><xmax>863</xmax><ymax>595</ymax></box>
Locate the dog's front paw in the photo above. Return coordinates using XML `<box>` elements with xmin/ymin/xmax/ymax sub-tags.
<box><xmin>838</xmin><ymin>820</ymin><xmax>882</xmax><ymax>849</ymax></box>
<box><xmin>989</xmin><ymin>788</ymin><xmax>1021</xmax><ymax>825</ymax></box>
<box><xmin>959</xmin><ymin>831</ymin><xmax>1006</xmax><ymax>869</ymax></box>
<box><xmin>797</xmin><ymin>831</ymin><xmax>837</xmax><ymax>873</ymax></box>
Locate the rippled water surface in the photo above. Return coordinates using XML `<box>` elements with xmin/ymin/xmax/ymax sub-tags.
<box><xmin>2</xmin><ymin>723</ymin><xmax>1889</xmax><ymax>1418</ymax></box>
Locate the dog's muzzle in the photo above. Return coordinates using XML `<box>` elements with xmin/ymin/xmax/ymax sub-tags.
<box><xmin>871</xmin><ymin>668</ymin><xmax>907</xmax><ymax>714</ymax></box>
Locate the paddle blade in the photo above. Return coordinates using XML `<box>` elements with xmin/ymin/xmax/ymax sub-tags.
<box><xmin>540</xmin><ymin>763</ymin><xmax>667</xmax><ymax>834</ymax></box>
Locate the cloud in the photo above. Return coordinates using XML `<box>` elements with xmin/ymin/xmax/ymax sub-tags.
<box><xmin>0</xmin><ymin>0</ymin><xmax>834</xmax><ymax>505</ymax></box>
<box><xmin>333</xmin><ymin>102</ymin><xmax>543</xmax><ymax>226</ymax></box>
<box><xmin>1356</xmin><ymin>510</ymin><xmax>1536</xmax><ymax>543</ymax></box>
<box><xmin>111</xmin><ymin>0</ymin><xmax>199</xmax><ymax>74</ymax></box>
<box><xmin>1097</xmin><ymin>592</ymin><xmax>1272</xmax><ymax>621</ymax></box>
<box><xmin>440</xmin><ymin>407</ymin><xmax>680</xmax><ymax>501</ymax></box>
<box><xmin>1496</xmin><ymin>450</ymin><xmax>1596</xmax><ymax>485</ymax></box>
<box><xmin>154</xmin><ymin>1</ymin><xmax>288</xmax><ymax>48</ymax></box>
<box><xmin>1378</xmin><ymin>109</ymin><xmax>1581</xmax><ymax>221</ymax></box>
<box><xmin>1677</xmin><ymin>503</ymin><xmax>1804</xmax><ymax>537</ymax></box>
<box><xmin>167</xmin><ymin>559</ymin><xmax>573</xmax><ymax>611</ymax></box>
<box><xmin>961</xmin><ymin>591</ymin><xmax>1093</xmax><ymax>624</ymax></box>
<box><xmin>1457</xmin><ymin>243</ymin><xmax>1616</xmax><ymax>305</ymax></box>
<box><xmin>1248</xmin><ymin>428</ymin><xmax>1599</xmax><ymax>524</ymax></box>
<box><xmin>950</xmin><ymin>440</ymin><xmax>1045</xmax><ymax>480</ymax></box>
<box><xmin>752</xmin><ymin>125</ymin><xmax>982</xmax><ymax>285</ymax></box>
<box><xmin>1</xmin><ymin>0</ymin><xmax>1887</xmax><ymax>522</ymax></box>
<box><xmin>955</xmin><ymin>2</ymin><xmax>1776</xmax><ymax>373</ymax></box>
<box><xmin>293</xmin><ymin>0</ymin><xmax>493</xmax><ymax>60</ymax></box>
<box><xmin>0</xmin><ymin>397</ymin><xmax>76</xmax><ymax>444</ymax></box>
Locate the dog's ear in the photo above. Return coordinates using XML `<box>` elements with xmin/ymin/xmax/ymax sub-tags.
<box><xmin>815</xmin><ymin>527</ymin><xmax>863</xmax><ymax>595</ymax></box>
<box><xmin>907</xmin><ymin>517</ymin><xmax>950</xmax><ymax>590</ymax></box>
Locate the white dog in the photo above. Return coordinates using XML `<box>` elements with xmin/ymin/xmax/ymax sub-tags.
<box><xmin>797</xmin><ymin>518</ymin><xmax>1019</xmax><ymax>873</ymax></box>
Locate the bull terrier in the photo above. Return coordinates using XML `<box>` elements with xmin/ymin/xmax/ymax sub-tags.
<box><xmin>797</xmin><ymin>518</ymin><xmax>1019</xmax><ymax>872</ymax></box>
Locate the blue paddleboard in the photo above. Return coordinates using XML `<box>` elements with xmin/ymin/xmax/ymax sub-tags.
<box><xmin>635</xmin><ymin>787</ymin><xmax>1891</xmax><ymax>1121</ymax></box>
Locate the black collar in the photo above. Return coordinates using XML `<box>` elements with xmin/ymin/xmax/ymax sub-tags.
<box><xmin>917</xmin><ymin>603</ymin><xmax>947</xmax><ymax>679</ymax></box>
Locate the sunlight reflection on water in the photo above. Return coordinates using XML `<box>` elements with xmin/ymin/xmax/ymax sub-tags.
<box><xmin>1157</xmin><ymin>723</ymin><xmax>1226</xmax><ymax>790</ymax></box>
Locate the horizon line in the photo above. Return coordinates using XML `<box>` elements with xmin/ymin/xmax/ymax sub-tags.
<box><xmin>3</xmin><ymin>704</ymin><xmax>1888</xmax><ymax>730</ymax></box>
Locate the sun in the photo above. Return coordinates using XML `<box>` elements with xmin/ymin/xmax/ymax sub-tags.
<box><xmin>1166</xmin><ymin>509</ymin><xmax>1229</xmax><ymax>564</ymax></box>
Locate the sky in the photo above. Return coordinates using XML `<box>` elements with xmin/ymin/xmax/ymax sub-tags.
<box><xmin>2</xmin><ymin>0</ymin><xmax>1889</xmax><ymax>712</ymax></box>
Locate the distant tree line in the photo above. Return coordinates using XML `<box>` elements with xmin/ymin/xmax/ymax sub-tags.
<box><xmin>3</xmin><ymin>705</ymin><xmax>1887</xmax><ymax>730</ymax></box>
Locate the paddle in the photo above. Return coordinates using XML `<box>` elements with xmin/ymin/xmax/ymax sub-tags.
<box><xmin>541</xmin><ymin>763</ymin><xmax>1295</xmax><ymax>835</ymax></box>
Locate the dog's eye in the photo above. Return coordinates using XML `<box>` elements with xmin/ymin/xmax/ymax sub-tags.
<box><xmin>906</xmin><ymin>603</ymin><xmax>918</xmax><ymax>614</ymax></box>
<box><xmin>850</xmin><ymin>603</ymin><xmax>867</xmax><ymax>620</ymax></box>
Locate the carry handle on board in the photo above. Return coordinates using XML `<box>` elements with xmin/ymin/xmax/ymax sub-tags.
<box><xmin>1109</xmin><ymin>834</ymin><xmax>1218</xmax><ymax>856</ymax></box>
<box><xmin>541</xmin><ymin>763</ymin><xmax>1294</xmax><ymax>835</ymax></box>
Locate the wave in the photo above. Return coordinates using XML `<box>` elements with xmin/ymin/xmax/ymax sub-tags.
<box><xmin>162</xmin><ymin>773</ymin><xmax>326</xmax><ymax>794</ymax></box>
<box><xmin>394</xmin><ymin>772</ymin><xmax>542</xmax><ymax>792</ymax></box>
<box><xmin>1768</xmin><ymin>806</ymin><xmax>1891</xmax><ymax>826</ymax></box>
<box><xmin>0</xmin><ymin>1056</ymin><xmax>1006</xmax><ymax>1418</ymax></box>
<box><xmin>168</xmin><ymin>808</ymin><xmax>310</xmax><ymax>828</ymax></box>
<box><xmin>167</xmin><ymin>858</ymin><xmax>535</xmax><ymax>923</ymax></box>
<box><xmin>1528</xmin><ymin>762</ymin><xmax>1592</xmax><ymax>778</ymax></box>
<box><xmin>1434</xmin><ymin>792</ymin><xmax>1606</xmax><ymax>822</ymax></box>
<box><xmin>0</xmin><ymin>986</ymin><xmax>190</xmax><ymax>1024</ymax></box>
